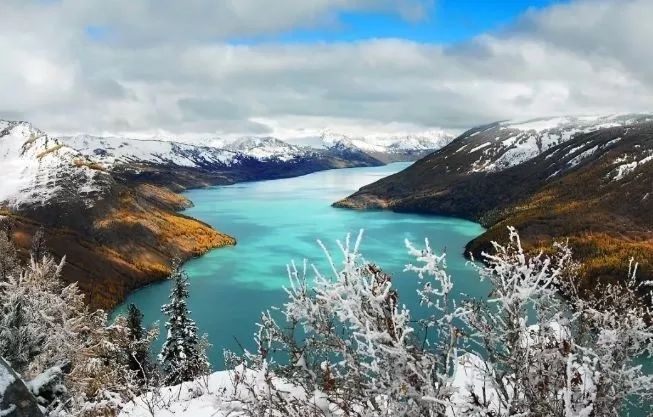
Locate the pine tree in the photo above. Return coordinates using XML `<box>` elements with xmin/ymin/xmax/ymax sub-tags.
<box><xmin>0</xmin><ymin>229</ymin><xmax>19</xmax><ymax>281</ymax></box>
<box><xmin>126</xmin><ymin>303</ymin><xmax>154</xmax><ymax>383</ymax></box>
<box><xmin>0</xmin><ymin>294</ymin><xmax>46</xmax><ymax>373</ymax></box>
<box><xmin>158</xmin><ymin>261</ymin><xmax>209</xmax><ymax>385</ymax></box>
<box><xmin>30</xmin><ymin>225</ymin><xmax>47</xmax><ymax>260</ymax></box>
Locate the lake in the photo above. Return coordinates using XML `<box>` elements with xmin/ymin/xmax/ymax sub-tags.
<box><xmin>114</xmin><ymin>162</ymin><xmax>488</xmax><ymax>368</ymax></box>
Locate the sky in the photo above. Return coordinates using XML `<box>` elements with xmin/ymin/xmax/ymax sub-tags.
<box><xmin>0</xmin><ymin>0</ymin><xmax>651</xmax><ymax>140</ymax></box>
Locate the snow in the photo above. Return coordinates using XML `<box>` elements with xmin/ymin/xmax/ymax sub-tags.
<box><xmin>469</xmin><ymin>142</ymin><xmax>491</xmax><ymax>152</ymax></box>
<box><xmin>25</xmin><ymin>365</ymin><xmax>62</xmax><ymax>397</ymax></box>
<box><xmin>567</xmin><ymin>145</ymin><xmax>599</xmax><ymax>168</ymax></box>
<box><xmin>0</xmin><ymin>365</ymin><xmax>15</xmax><ymax>398</ymax></box>
<box><xmin>321</xmin><ymin>129</ymin><xmax>453</xmax><ymax>154</ymax></box>
<box><xmin>119</xmin><ymin>366</ymin><xmax>307</xmax><ymax>417</ymax></box>
<box><xmin>120</xmin><ymin>358</ymin><xmax>496</xmax><ymax>417</ymax></box>
<box><xmin>465</xmin><ymin>114</ymin><xmax>653</xmax><ymax>173</ymax></box>
<box><xmin>506</xmin><ymin>116</ymin><xmax>574</xmax><ymax>132</ymax></box>
<box><xmin>61</xmin><ymin>134</ymin><xmax>240</xmax><ymax>168</ymax></box>
<box><xmin>225</xmin><ymin>136</ymin><xmax>311</xmax><ymax>161</ymax></box>
<box><xmin>0</xmin><ymin>363</ymin><xmax>16</xmax><ymax>417</ymax></box>
<box><xmin>0</xmin><ymin>121</ymin><xmax>108</xmax><ymax>208</ymax></box>
<box><xmin>448</xmin><ymin>353</ymin><xmax>500</xmax><ymax>416</ymax></box>
<box><xmin>610</xmin><ymin>151</ymin><xmax>653</xmax><ymax>181</ymax></box>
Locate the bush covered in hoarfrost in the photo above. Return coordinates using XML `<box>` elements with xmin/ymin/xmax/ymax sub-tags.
<box><xmin>221</xmin><ymin>228</ymin><xmax>653</xmax><ymax>417</ymax></box>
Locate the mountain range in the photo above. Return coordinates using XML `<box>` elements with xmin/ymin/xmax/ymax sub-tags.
<box><xmin>336</xmin><ymin>114</ymin><xmax>653</xmax><ymax>293</ymax></box>
<box><xmin>0</xmin><ymin>121</ymin><xmax>450</xmax><ymax>308</ymax></box>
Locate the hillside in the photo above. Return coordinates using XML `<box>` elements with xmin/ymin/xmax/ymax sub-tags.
<box><xmin>0</xmin><ymin>123</ymin><xmax>236</xmax><ymax>309</ymax></box>
<box><xmin>335</xmin><ymin>114</ymin><xmax>653</xmax><ymax>292</ymax></box>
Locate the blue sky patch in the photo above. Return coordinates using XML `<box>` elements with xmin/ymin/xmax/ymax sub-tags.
<box><xmin>229</xmin><ymin>0</ymin><xmax>568</xmax><ymax>45</ymax></box>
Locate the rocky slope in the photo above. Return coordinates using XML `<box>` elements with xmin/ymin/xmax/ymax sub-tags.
<box><xmin>336</xmin><ymin>114</ymin><xmax>653</xmax><ymax>292</ymax></box>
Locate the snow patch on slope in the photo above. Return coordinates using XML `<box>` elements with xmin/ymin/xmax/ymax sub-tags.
<box><xmin>609</xmin><ymin>151</ymin><xmax>653</xmax><ymax>181</ymax></box>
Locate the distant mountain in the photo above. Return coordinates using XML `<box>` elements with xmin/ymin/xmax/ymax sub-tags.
<box><xmin>62</xmin><ymin>134</ymin><xmax>242</xmax><ymax>169</ymax></box>
<box><xmin>321</xmin><ymin>130</ymin><xmax>453</xmax><ymax>163</ymax></box>
<box><xmin>223</xmin><ymin>136</ymin><xmax>313</xmax><ymax>161</ymax></box>
<box><xmin>336</xmin><ymin>114</ymin><xmax>653</xmax><ymax>294</ymax></box>
<box><xmin>59</xmin><ymin>133</ymin><xmax>382</xmax><ymax>188</ymax></box>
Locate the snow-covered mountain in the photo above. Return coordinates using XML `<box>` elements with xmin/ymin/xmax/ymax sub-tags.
<box><xmin>0</xmin><ymin>122</ymin><xmax>111</xmax><ymax>208</ymax></box>
<box><xmin>320</xmin><ymin>130</ymin><xmax>453</xmax><ymax>162</ymax></box>
<box><xmin>0</xmin><ymin>121</ymin><xmax>393</xmax><ymax>210</ymax></box>
<box><xmin>223</xmin><ymin>136</ymin><xmax>314</xmax><ymax>162</ymax></box>
<box><xmin>458</xmin><ymin>114</ymin><xmax>653</xmax><ymax>173</ymax></box>
<box><xmin>61</xmin><ymin>134</ymin><xmax>243</xmax><ymax>170</ymax></box>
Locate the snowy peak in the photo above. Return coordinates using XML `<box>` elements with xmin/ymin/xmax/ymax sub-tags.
<box><xmin>320</xmin><ymin>130</ymin><xmax>454</xmax><ymax>157</ymax></box>
<box><xmin>223</xmin><ymin>136</ymin><xmax>312</xmax><ymax>162</ymax></box>
<box><xmin>61</xmin><ymin>134</ymin><xmax>241</xmax><ymax>169</ymax></box>
<box><xmin>454</xmin><ymin>113</ymin><xmax>653</xmax><ymax>173</ymax></box>
<box><xmin>498</xmin><ymin>114</ymin><xmax>653</xmax><ymax>133</ymax></box>
<box><xmin>0</xmin><ymin>121</ymin><xmax>110</xmax><ymax>208</ymax></box>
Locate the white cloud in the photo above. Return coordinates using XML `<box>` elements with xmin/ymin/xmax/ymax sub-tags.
<box><xmin>0</xmin><ymin>0</ymin><xmax>651</xmax><ymax>139</ymax></box>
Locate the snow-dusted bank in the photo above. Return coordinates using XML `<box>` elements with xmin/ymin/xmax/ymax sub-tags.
<box><xmin>119</xmin><ymin>355</ymin><xmax>500</xmax><ymax>417</ymax></box>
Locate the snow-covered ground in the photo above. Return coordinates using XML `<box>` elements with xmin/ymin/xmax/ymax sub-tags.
<box><xmin>118</xmin><ymin>355</ymin><xmax>499</xmax><ymax>417</ymax></box>
<box><xmin>609</xmin><ymin>150</ymin><xmax>653</xmax><ymax>181</ymax></box>
<box><xmin>118</xmin><ymin>366</ymin><xmax>306</xmax><ymax>417</ymax></box>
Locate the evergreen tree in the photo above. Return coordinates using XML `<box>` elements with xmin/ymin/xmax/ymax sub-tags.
<box><xmin>30</xmin><ymin>225</ymin><xmax>47</xmax><ymax>260</ymax></box>
<box><xmin>0</xmin><ymin>294</ymin><xmax>46</xmax><ymax>373</ymax></box>
<box><xmin>126</xmin><ymin>303</ymin><xmax>145</xmax><ymax>342</ymax></box>
<box><xmin>0</xmin><ymin>229</ymin><xmax>19</xmax><ymax>281</ymax></box>
<box><xmin>158</xmin><ymin>261</ymin><xmax>209</xmax><ymax>385</ymax></box>
<box><xmin>125</xmin><ymin>303</ymin><xmax>152</xmax><ymax>382</ymax></box>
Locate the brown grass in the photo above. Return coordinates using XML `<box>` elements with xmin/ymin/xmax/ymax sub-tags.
<box><xmin>36</xmin><ymin>144</ymin><xmax>64</xmax><ymax>159</ymax></box>
<box><xmin>136</xmin><ymin>184</ymin><xmax>192</xmax><ymax>209</ymax></box>
<box><xmin>73</xmin><ymin>158</ymin><xmax>106</xmax><ymax>171</ymax></box>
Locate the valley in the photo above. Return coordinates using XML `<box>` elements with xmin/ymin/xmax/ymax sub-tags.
<box><xmin>0</xmin><ymin>120</ymin><xmax>451</xmax><ymax>309</ymax></box>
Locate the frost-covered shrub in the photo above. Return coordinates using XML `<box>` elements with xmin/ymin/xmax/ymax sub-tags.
<box><xmin>225</xmin><ymin>231</ymin><xmax>468</xmax><ymax>416</ymax></box>
<box><xmin>226</xmin><ymin>228</ymin><xmax>653</xmax><ymax>417</ymax></box>
<box><xmin>462</xmin><ymin>228</ymin><xmax>653</xmax><ymax>416</ymax></box>
<box><xmin>0</xmin><ymin>238</ymin><xmax>157</xmax><ymax>416</ymax></box>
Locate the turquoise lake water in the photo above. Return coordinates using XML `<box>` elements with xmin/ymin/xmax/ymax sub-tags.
<box><xmin>114</xmin><ymin>162</ymin><xmax>489</xmax><ymax>368</ymax></box>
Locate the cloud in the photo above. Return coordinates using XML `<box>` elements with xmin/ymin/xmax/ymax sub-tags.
<box><xmin>0</xmin><ymin>0</ymin><xmax>651</xmax><ymax>139</ymax></box>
